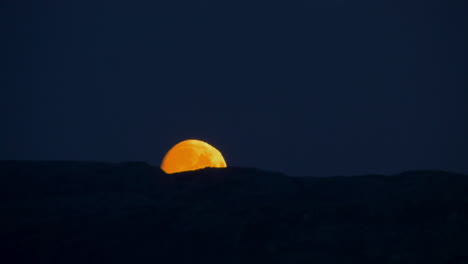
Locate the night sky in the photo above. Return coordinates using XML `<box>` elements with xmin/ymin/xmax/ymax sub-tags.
<box><xmin>2</xmin><ymin>0</ymin><xmax>467</xmax><ymax>176</ymax></box>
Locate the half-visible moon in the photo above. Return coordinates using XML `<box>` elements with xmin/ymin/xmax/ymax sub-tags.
<box><xmin>160</xmin><ymin>139</ymin><xmax>227</xmax><ymax>174</ymax></box>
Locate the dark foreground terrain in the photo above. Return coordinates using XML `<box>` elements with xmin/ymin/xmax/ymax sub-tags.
<box><xmin>1</xmin><ymin>161</ymin><xmax>467</xmax><ymax>263</ymax></box>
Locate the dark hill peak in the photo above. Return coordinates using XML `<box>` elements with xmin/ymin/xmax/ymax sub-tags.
<box><xmin>1</xmin><ymin>161</ymin><xmax>468</xmax><ymax>264</ymax></box>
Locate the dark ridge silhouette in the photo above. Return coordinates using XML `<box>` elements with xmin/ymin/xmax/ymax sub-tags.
<box><xmin>1</xmin><ymin>161</ymin><xmax>467</xmax><ymax>263</ymax></box>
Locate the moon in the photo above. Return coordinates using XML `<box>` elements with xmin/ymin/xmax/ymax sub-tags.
<box><xmin>160</xmin><ymin>139</ymin><xmax>227</xmax><ymax>174</ymax></box>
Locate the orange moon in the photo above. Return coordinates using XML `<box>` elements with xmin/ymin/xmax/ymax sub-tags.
<box><xmin>160</xmin><ymin>139</ymin><xmax>227</xmax><ymax>174</ymax></box>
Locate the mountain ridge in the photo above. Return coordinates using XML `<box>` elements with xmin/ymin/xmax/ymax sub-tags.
<box><xmin>1</xmin><ymin>161</ymin><xmax>467</xmax><ymax>263</ymax></box>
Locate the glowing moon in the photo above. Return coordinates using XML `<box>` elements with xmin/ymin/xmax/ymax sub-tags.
<box><xmin>161</xmin><ymin>139</ymin><xmax>227</xmax><ymax>174</ymax></box>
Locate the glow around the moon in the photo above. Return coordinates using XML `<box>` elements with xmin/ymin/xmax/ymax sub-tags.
<box><xmin>160</xmin><ymin>139</ymin><xmax>227</xmax><ymax>174</ymax></box>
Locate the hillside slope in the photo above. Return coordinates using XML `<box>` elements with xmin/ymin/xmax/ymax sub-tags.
<box><xmin>1</xmin><ymin>161</ymin><xmax>467</xmax><ymax>263</ymax></box>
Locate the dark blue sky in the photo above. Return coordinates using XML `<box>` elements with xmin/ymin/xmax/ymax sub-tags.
<box><xmin>2</xmin><ymin>0</ymin><xmax>467</xmax><ymax>176</ymax></box>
